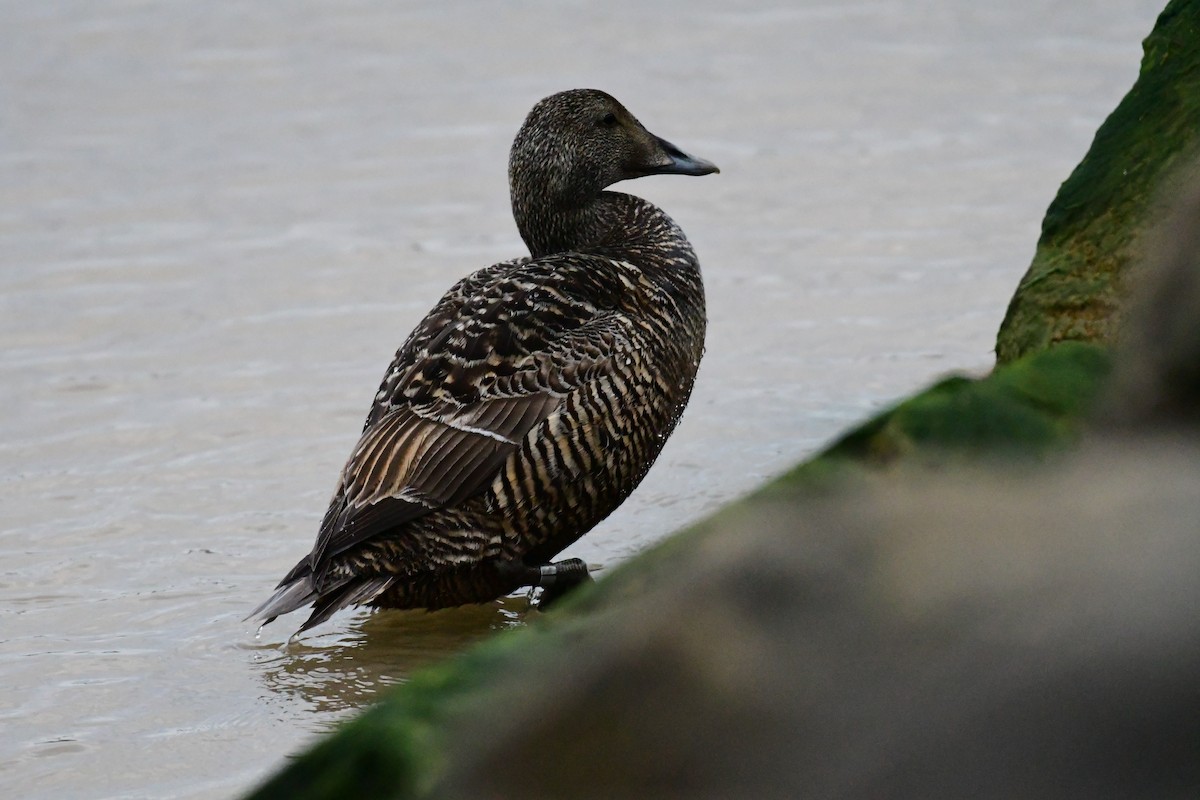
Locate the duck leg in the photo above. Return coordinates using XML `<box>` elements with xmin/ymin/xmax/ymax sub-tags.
<box><xmin>534</xmin><ymin>558</ymin><xmax>592</xmax><ymax>609</ymax></box>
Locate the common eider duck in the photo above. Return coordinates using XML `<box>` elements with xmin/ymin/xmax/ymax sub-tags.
<box><xmin>250</xmin><ymin>89</ymin><xmax>718</xmax><ymax>633</ymax></box>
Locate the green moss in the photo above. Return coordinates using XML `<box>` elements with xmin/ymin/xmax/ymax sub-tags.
<box><xmin>776</xmin><ymin>342</ymin><xmax>1111</xmax><ymax>487</ymax></box>
<box><xmin>996</xmin><ymin>0</ymin><xmax>1200</xmax><ymax>363</ymax></box>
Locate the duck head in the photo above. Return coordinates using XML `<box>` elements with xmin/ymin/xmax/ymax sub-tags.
<box><xmin>509</xmin><ymin>89</ymin><xmax>718</xmax><ymax>255</ymax></box>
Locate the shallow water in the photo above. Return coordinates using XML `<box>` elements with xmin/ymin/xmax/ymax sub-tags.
<box><xmin>0</xmin><ymin>1</ymin><xmax>1164</xmax><ymax>796</ymax></box>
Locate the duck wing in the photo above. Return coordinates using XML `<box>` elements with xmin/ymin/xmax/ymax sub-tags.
<box><xmin>308</xmin><ymin>392</ymin><xmax>562</xmax><ymax>579</ymax></box>
<box><xmin>306</xmin><ymin>259</ymin><xmax>631</xmax><ymax>585</ymax></box>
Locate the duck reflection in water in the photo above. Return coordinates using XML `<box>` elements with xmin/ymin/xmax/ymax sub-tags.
<box><xmin>250</xmin><ymin>597</ymin><xmax>529</xmax><ymax>715</ymax></box>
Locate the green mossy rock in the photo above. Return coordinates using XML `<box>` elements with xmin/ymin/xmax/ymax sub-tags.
<box><xmin>995</xmin><ymin>0</ymin><xmax>1200</xmax><ymax>363</ymax></box>
<box><xmin>799</xmin><ymin>341</ymin><xmax>1111</xmax><ymax>470</ymax></box>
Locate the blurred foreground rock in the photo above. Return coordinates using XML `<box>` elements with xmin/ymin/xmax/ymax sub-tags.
<box><xmin>433</xmin><ymin>444</ymin><xmax>1200</xmax><ymax>800</ymax></box>
<box><xmin>1102</xmin><ymin>180</ymin><xmax>1200</xmax><ymax>427</ymax></box>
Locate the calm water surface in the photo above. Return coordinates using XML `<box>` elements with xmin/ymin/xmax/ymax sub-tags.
<box><xmin>0</xmin><ymin>1</ymin><xmax>1163</xmax><ymax>796</ymax></box>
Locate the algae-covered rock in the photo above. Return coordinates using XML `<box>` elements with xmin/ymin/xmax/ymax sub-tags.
<box><xmin>792</xmin><ymin>341</ymin><xmax>1110</xmax><ymax>472</ymax></box>
<box><xmin>995</xmin><ymin>0</ymin><xmax>1200</xmax><ymax>363</ymax></box>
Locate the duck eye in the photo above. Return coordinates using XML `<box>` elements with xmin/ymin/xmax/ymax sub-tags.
<box><xmin>598</xmin><ymin>112</ymin><xmax>618</xmax><ymax>127</ymax></box>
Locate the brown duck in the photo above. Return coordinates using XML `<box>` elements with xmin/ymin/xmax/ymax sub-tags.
<box><xmin>250</xmin><ymin>89</ymin><xmax>718</xmax><ymax>633</ymax></box>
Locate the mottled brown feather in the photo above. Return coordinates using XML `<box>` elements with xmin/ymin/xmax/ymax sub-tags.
<box><xmin>309</xmin><ymin>394</ymin><xmax>561</xmax><ymax>580</ymax></box>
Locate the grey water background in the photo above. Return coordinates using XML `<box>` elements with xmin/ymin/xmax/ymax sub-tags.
<box><xmin>0</xmin><ymin>1</ymin><xmax>1164</xmax><ymax>797</ymax></box>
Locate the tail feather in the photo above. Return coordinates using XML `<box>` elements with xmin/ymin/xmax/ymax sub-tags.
<box><xmin>246</xmin><ymin>576</ymin><xmax>318</xmax><ymax>626</ymax></box>
<box><xmin>295</xmin><ymin>576</ymin><xmax>395</xmax><ymax>633</ymax></box>
<box><xmin>248</xmin><ymin>562</ymin><xmax>395</xmax><ymax>634</ymax></box>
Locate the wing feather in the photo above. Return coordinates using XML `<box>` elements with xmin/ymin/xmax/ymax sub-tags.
<box><xmin>307</xmin><ymin>394</ymin><xmax>564</xmax><ymax>581</ymax></box>
<box><xmin>304</xmin><ymin>261</ymin><xmax>636</xmax><ymax>583</ymax></box>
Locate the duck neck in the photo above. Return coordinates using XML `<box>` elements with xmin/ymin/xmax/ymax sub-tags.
<box><xmin>513</xmin><ymin>189</ymin><xmax>642</xmax><ymax>259</ymax></box>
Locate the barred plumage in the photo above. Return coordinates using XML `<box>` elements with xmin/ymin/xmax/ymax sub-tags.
<box><xmin>249</xmin><ymin>89</ymin><xmax>718</xmax><ymax>633</ymax></box>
